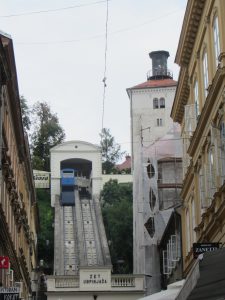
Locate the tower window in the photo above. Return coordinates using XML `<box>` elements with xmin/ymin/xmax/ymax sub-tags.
<box><xmin>156</xmin><ymin>118</ymin><xmax>163</xmax><ymax>126</ymax></box>
<box><xmin>146</xmin><ymin>159</ymin><xmax>155</xmax><ymax>178</ymax></box>
<box><xmin>159</xmin><ymin>97</ymin><xmax>165</xmax><ymax>108</ymax></box>
<box><xmin>153</xmin><ymin>98</ymin><xmax>159</xmax><ymax>109</ymax></box>
<box><xmin>144</xmin><ymin>217</ymin><xmax>155</xmax><ymax>238</ymax></box>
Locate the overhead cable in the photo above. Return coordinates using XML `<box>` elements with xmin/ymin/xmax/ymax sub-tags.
<box><xmin>101</xmin><ymin>0</ymin><xmax>109</xmax><ymax>134</ymax></box>
<box><xmin>0</xmin><ymin>0</ymin><xmax>110</xmax><ymax>18</ymax></box>
<box><xmin>15</xmin><ymin>8</ymin><xmax>183</xmax><ymax>46</ymax></box>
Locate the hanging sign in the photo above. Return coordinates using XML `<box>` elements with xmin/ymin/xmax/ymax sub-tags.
<box><xmin>0</xmin><ymin>256</ymin><xmax>9</xmax><ymax>269</ymax></box>
<box><xmin>33</xmin><ymin>170</ymin><xmax>50</xmax><ymax>189</ymax></box>
<box><xmin>193</xmin><ymin>242</ymin><xmax>220</xmax><ymax>259</ymax></box>
<box><xmin>0</xmin><ymin>287</ymin><xmax>20</xmax><ymax>300</ymax></box>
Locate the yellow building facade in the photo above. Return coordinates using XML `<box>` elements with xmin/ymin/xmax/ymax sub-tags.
<box><xmin>171</xmin><ymin>0</ymin><xmax>225</xmax><ymax>275</ymax></box>
<box><xmin>0</xmin><ymin>33</ymin><xmax>39</xmax><ymax>298</ymax></box>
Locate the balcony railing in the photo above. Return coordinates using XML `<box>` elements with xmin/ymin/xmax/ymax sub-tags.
<box><xmin>55</xmin><ymin>276</ymin><xmax>79</xmax><ymax>288</ymax></box>
<box><xmin>47</xmin><ymin>274</ymin><xmax>144</xmax><ymax>291</ymax></box>
<box><xmin>111</xmin><ymin>275</ymin><xmax>135</xmax><ymax>287</ymax></box>
<box><xmin>147</xmin><ymin>69</ymin><xmax>173</xmax><ymax>80</ymax></box>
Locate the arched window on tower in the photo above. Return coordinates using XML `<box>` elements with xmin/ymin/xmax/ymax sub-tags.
<box><xmin>160</xmin><ymin>97</ymin><xmax>165</xmax><ymax>108</ymax></box>
<box><xmin>153</xmin><ymin>98</ymin><xmax>159</xmax><ymax>109</ymax></box>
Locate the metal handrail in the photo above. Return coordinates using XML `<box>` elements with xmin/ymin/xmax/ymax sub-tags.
<box><xmin>147</xmin><ymin>69</ymin><xmax>173</xmax><ymax>80</ymax></box>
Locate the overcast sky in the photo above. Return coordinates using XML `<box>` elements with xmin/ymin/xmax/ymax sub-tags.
<box><xmin>0</xmin><ymin>0</ymin><xmax>186</xmax><ymax>157</ymax></box>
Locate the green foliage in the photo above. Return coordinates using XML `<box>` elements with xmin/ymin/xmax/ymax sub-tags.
<box><xmin>36</xmin><ymin>189</ymin><xmax>54</xmax><ymax>273</ymax></box>
<box><xmin>31</xmin><ymin>102</ymin><xmax>65</xmax><ymax>171</ymax></box>
<box><xmin>100</xmin><ymin>128</ymin><xmax>125</xmax><ymax>174</ymax></box>
<box><xmin>20</xmin><ymin>95</ymin><xmax>31</xmax><ymax>132</ymax></box>
<box><xmin>101</xmin><ymin>180</ymin><xmax>133</xmax><ymax>273</ymax></box>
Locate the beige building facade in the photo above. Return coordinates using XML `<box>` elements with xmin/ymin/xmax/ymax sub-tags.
<box><xmin>0</xmin><ymin>32</ymin><xmax>39</xmax><ymax>299</ymax></box>
<box><xmin>171</xmin><ymin>0</ymin><xmax>225</xmax><ymax>276</ymax></box>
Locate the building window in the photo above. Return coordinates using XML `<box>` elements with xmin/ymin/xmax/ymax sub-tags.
<box><xmin>194</xmin><ymin>80</ymin><xmax>200</xmax><ymax>117</ymax></box>
<box><xmin>186</xmin><ymin>208</ymin><xmax>191</xmax><ymax>254</ymax></box>
<box><xmin>191</xmin><ymin>199</ymin><xmax>196</xmax><ymax>243</ymax></box>
<box><xmin>202</xmin><ymin>50</ymin><xmax>209</xmax><ymax>98</ymax></box>
<box><xmin>146</xmin><ymin>158</ymin><xmax>155</xmax><ymax>178</ymax></box>
<box><xmin>199</xmin><ymin>166</ymin><xmax>206</xmax><ymax>209</ymax></box>
<box><xmin>144</xmin><ymin>217</ymin><xmax>155</xmax><ymax>238</ymax></box>
<box><xmin>207</xmin><ymin>147</ymin><xmax>216</xmax><ymax>200</ymax></box>
<box><xmin>153</xmin><ymin>98</ymin><xmax>159</xmax><ymax>109</ymax></box>
<box><xmin>220</xmin><ymin>122</ymin><xmax>225</xmax><ymax>179</ymax></box>
<box><xmin>156</xmin><ymin>118</ymin><xmax>163</xmax><ymax>126</ymax></box>
<box><xmin>213</xmin><ymin>15</ymin><xmax>220</xmax><ymax>66</ymax></box>
<box><xmin>160</xmin><ymin>97</ymin><xmax>165</xmax><ymax>108</ymax></box>
<box><xmin>149</xmin><ymin>188</ymin><xmax>156</xmax><ymax>211</ymax></box>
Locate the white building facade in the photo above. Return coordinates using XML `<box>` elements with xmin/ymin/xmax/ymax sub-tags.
<box><xmin>127</xmin><ymin>51</ymin><xmax>178</xmax><ymax>295</ymax></box>
<box><xmin>50</xmin><ymin>140</ymin><xmax>102</xmax><ymax>207</ymax></box>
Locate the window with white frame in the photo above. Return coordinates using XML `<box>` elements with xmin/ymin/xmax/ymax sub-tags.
<box><xmin>186</xmin><ymin>208</ymin><xmax>191</xmax><ymax>254</ymax></box>
<box><xmin>199</xmin><ymin>166</ymin><xmax>206</xmax><ymax>208</ymax></box>
<box><xmin>182</xmin><ymin>133</ymin><xmax>191</xmax><ymax>177</ymax></box>
<box><xmin>191</xmin><ymin>199</ymin><xmax>196</xmax><ymax>243</ymax></box>
<box><xmin>153</xmin><ymin>98</ymin><xmax>159</xmax><ymax>109</ymax></box>
<box><xmin>194</xmin><ymin>80</ymin><xmax>200</xmax><ymax>117</ymax></box>
<box><xmin>156</xmin><ymin>118</ymin><xmax>163</xmax><ymax>126</ymax></box>
<box><xmin>162</xmin><ymin>250</ymin><xmax>170</xmax><ymax>275</ymax></box>
<box><xmin>162</xmin><ymin>235</ymin><xmax>181</xmax><ymax>275</ymax></box>
<box><xmin>219</xmin><ymin>121</ymin><xmax>225</xmax><ymax>180</ymax></box>
<box><xmin>202</xmin><ymin>51</ymin><xmax>209</xmax><ymax>98</ymax></box>
<box><xmin>213</xmin><ymin>15</ymin><xmax>220</xmax><ymax>66</ymax></box>
<box><xmin>207</xmin><ymin>147</ymin><xmax>216</xmax><ymax>200</ymax></box>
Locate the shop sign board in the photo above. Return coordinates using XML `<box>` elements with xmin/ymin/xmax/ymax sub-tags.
<box><xmin>0</xmin><ymin>257</ymin><xmax>9</xmax><ymax>269</ymax></box>
<box><xmin>0</xmin><ymin>287</ymin><xmax>20</xmax><ymax>300</ymax></box>
<box><xmin>193</xmin><ymin>242</ymin><xmax>220</xmax><ymax>258</ymax></box>
<box><xmin>33</xmin><ymin>170</ymin><xmax>50</xmax><ymax>189</ymax></box>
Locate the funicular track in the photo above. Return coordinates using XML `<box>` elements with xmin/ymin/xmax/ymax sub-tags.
<box><xmin>58</xmin><ymin>182</ymin><xmax>109</xmax><ymax>274</ymax></box>
<box><xmin>80</xmin><ymin>197</ymin><xmax>98</xmax><ymax>266</ymax></box>
<box><xmin>62</xmin><ymin>205</ymin><xmax>79</xmax><ymax>275</ymax></box>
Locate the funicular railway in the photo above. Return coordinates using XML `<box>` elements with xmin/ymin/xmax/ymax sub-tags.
<box><xmin>54</xmin><ymin>156</ymin><xmax>110</xmax><ymax>276</ymax></box>
<box><xmin>48</xmin><ymin>141</ymin><xmax>144</xmax><ymax>299</ymax></box>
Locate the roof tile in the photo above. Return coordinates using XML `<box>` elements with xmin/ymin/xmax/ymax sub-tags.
<box><xmin>129</xmin><ymin>78</ymin><xmax>177</xmax><ymax>89</ymax></box>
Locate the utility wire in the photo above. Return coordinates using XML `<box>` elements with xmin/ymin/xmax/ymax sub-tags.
<box><xmin>15</xmin><ymin>8</ymin><xmax>183</xmax><ymax>46</ymax></box>
<box><xmin>0</xmin><ymin>0</ymin><xmax>110</xmax><ymax>18</ymax></box>
<box><xmin>101</xmin><ymin>0</ymin><xmax>109</xmax><ymax>135</ymax></box>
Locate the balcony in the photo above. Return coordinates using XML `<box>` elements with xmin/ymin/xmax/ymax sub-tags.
<box><xmin>147</xmin><ymin>69</ymin><xmax>173</xmax><ymax>80</ymax></box>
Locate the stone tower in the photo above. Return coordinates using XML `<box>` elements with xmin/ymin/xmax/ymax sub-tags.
<box><xmin>127</xmin><ymin>51</ymin><xmax>178</xmax><ymax>295</ymax></box>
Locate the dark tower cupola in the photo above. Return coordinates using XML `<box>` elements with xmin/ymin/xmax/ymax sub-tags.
<box><xmin>147</xmin><ymin>50</ymin><xmax>173</xmax><ymax>80</ymax></box>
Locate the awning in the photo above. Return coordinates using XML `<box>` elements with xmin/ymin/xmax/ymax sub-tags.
<box><xmin>186</xmin><ymin>248</ymin><xmax>225</xmax><ymax>300</ymax></box>
<box><xmin>137</xmin><ymin>280</ymin><xmax>185</xmax><ymax>300</ymax></box>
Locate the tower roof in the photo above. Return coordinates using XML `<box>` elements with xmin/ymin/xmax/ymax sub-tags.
<box><xmin>128</xmin><ymin>78</ymin><xmax>177</xmax><ymax>90</ymax></box>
